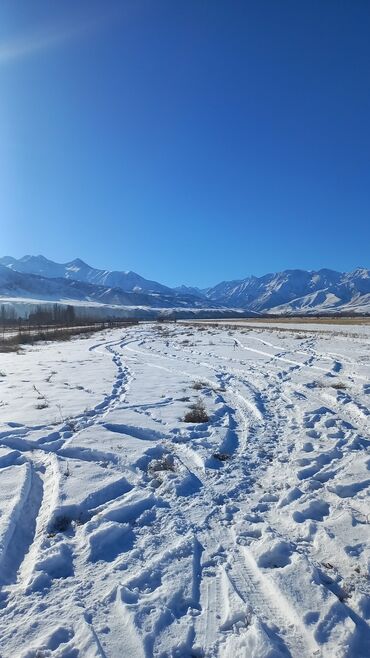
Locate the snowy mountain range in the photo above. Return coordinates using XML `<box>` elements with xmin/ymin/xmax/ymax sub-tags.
<box><xmin>205</xmin><ymin>268</ymin><xmax>370</xmax><ymax>313</ymax></box>
<box><xmin>0</xmin><ymin>263</ymin><xmax>211</xmax><ymax>312</ymax></box>
<box><xmin>0</xmin><ymin>255</ymin><xmax>369</xmax><ymax>315</ymax></box>
<box><xmin>0</xmin><ymin>255</ymin><xmax>171</xmax><ymax>294</ymax></box>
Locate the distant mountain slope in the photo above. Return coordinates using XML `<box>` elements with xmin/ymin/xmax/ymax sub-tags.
<box><xmin>0</xmin><ymin>264</ymin><xmax>211</xmax><ymax>310</ymax></box>
<box><xmin>0</xmin><ymin>256</ymin><xmax>369</xmax><ymax>314</ymax></box>
<box><xmin>173</xmin><ymin>285</ymin><xmax>205</xmax><ymax>299</ymax></box>
<box><xmin>0</xmin><ymin>255</ymin><xmax>171</xmax><ymax>295</ymax></box>
<box><xmin>205</xmin><ymin>268</ymin><xmax>370</xmax><ymax>313</ymax></box>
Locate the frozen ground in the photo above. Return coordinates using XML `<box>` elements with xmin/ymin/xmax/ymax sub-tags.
<box><xmin>0</xmin><ymin>322</ymin><xmax>369</xmax><ymax>657</ymax></box>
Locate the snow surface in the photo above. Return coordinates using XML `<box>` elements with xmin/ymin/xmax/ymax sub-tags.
<box><xmin>196</xmin><ymin>320</ymin><xmax>370</xmax><ymax>338</ymax></box>
<box><xmin>0</xmin><ymin>323</ymin><xmax>369</xmax><ymax>657</ymax></box>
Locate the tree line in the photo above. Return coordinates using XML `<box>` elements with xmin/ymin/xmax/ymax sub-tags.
<box><xmin>1</xmin><ymin>303</ymin><xmax>76</xmax><ymax>326</ymax></box>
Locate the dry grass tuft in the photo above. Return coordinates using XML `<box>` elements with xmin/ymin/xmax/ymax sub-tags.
<box><xmin>184</xmin><ymin>399</ymin><xmax>209</xmax><ymax>423</ymax></box>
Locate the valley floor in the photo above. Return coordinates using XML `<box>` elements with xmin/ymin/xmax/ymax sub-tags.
<box><xmin>0</xmin><ymin>322</ymin><xmax>369</xmax><ymax>657</ymax></box>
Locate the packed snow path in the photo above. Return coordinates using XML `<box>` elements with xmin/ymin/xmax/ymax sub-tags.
<box><xmin>0</xmin><ymin>322</ymin><xmax>369</xmax><ymax>657</ymax></box>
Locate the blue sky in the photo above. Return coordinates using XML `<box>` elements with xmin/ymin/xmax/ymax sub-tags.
<box><xmin>1</xmin><ymin>1</ymin><xmax>369</xmax><ymax>287</ymax></box>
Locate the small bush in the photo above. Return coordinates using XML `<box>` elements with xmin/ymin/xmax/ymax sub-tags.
<box><xmin>0</xmin><ymin>345</ymin><xmax>20</xmax><ymax>353</ymax></box>
<box><xmin>65</xmin><ymin>418</ymin><xmax>78</xmax><ymax>432</ymax></box>
<box><xmin>149</xmin><ymin>454</ymin><xmax>175</xmax><ymax>474</ymax></box>
<box><xmin>312</xmin><ymin>380</ymin><xmax>348</xmax><ymax>391</ymax></box>
<box><xmin>213</xmin><ymin>452</ymin><xmax>230</xmax><ymax>462</ymax></box>
<box><xmin>184</xmin><ymin>399</ymin><xmax>209</xmax><ymax>423</ymax></box>
<box><xmin>192</xmin><ymin>380</ymin><xmax>208</xmax><ymax>391</ymax></box>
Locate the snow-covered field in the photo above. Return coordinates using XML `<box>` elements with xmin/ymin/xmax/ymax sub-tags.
<box><xmin>194</xmin><ymin>319</ymin><xmax>370</xmax><ymax>337</ymax></box>
<box><xmin>0</xmin><ymin>322</ymin><xmax>369</xmax><ymax>657</ymax></box>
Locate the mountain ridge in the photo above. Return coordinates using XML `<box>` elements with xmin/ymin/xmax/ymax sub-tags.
<box><xmin>0</xmin><ymin>263</ymin><xmax>215</xmax><ymax>311</ymax></box>
<box><xmin>205</xmin><ymin>267</ymin><xmax>370</xmax><ymax>312</ymax></box>
<box><xmin>0</xmin><ymin>255</ymin><xmax>172</xmax><ymax>295</ymax></box>
<box><xmin>0</xmin><ymin>256</ymin><xmax>369</xmax><ymax>315</ymax></box>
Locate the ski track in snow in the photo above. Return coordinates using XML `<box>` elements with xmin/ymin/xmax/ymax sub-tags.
<box><xmin>0</xmin><ymin>323</ymin><xmax>369</xmax><ymax>657</ymax></box>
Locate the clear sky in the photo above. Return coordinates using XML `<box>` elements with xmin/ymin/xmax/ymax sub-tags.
<box><xmin>1</xmin><ymin>1</ymin><xmax>369</xmax><ymax>287</ymax></box>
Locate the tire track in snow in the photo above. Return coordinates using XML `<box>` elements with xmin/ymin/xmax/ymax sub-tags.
<box><xmin>147</xmin><ymin>344</ymin><xmax>310</xmax><ymax>654</ymax></box>
<box><xmin>16</xmin><ymin>453</ymin><xmax>60</xmax><ymax>589</ymax></box>
<box><xmin>226</xmin><ymin>540</ymin><xmax>318</xmax><ymax>657</ymax></box>
<box><xmin>0</xmin><ymin>332</ymin><xmax>135</xmax><ymax>600</ymax></box>
<box><xmin>0</xmin><ymin>461</ymin><xmax>44</xmax><ymax>585</ymax></box>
